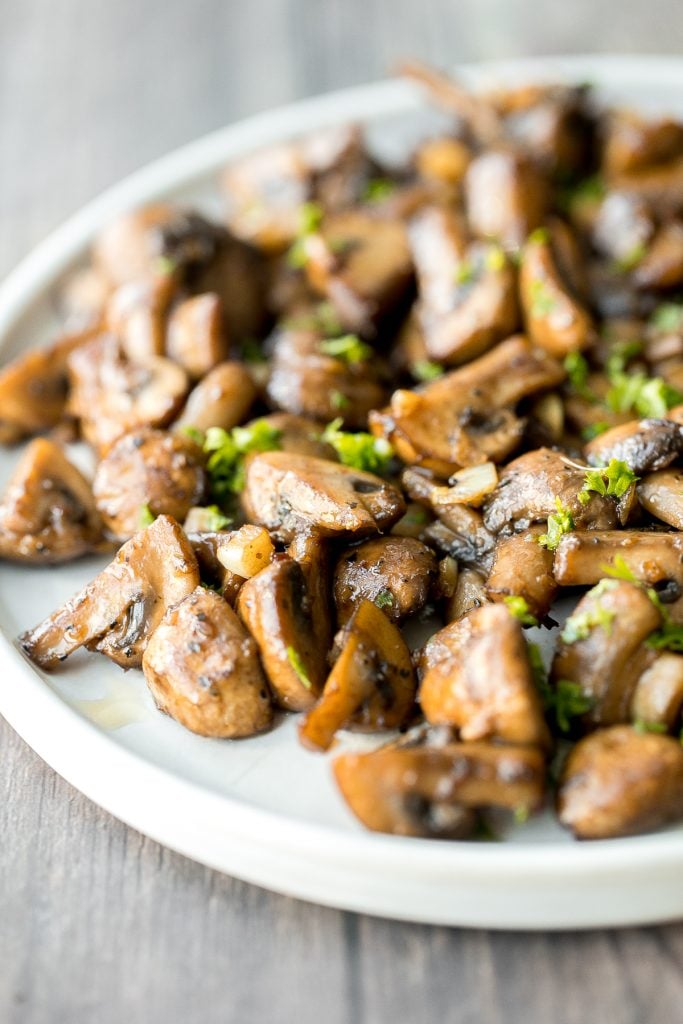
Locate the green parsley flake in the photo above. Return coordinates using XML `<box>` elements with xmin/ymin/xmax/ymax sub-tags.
<box><xmin>197</xmin><ymin>505</ymin><xmax>232</xmax><ymax>532</ymax></box>
<box><xmin>375</xmin><ymin>589</ymin><xmax>395</xmax><ymax>610</ymax></box>
<box><xmin>330</xmin><ymin>390</ymin><xmax>350</xmax><ymax>411</ymax></box>
<box><xmin>566</xmin><ymin>175</ymin><xmax>606</xmax><ymax>208</ymax></box>
<box><xmin>612</xmin><ymin>241</ymin><xmax>646</xmax><ymax>273</ymax></box>
<box><xmin>287</xmin><ymin>201</ymin><xmax>324</xmax><ymax>268</ymax></box>
<box><xmin>581</xmin><ymin>421</ymin><xmax>611</xmax><ymax>441</ymax></box>
<box><xmin>563</xmin><ymin>351</ymin><xmax>595</xmax><ymax>401</ymax></box>
<box><xmin>527</xmin><ymin>227</ymin><xmax>550</xmax><ymax>246</ymax></box>
<box><xmin>538</xmin><ymin>498</ymin><xmax>575</xmax><ymax>551</ymax></box>
<box><xmin>605</xmin><ymin>339</ymin><xmax>643</xmax><ymax>378</ymax></box>
<box><xmin>529</xmin><ymin>278</ymin><xmax>556</xmax><ymax>318</ymax></box>
<box><xmin>139</xmin><ymin>504</ymin><xmax>156</xmax><ymax>528</ymax></box>
<box><xmin>156</xmin><ymin>255</ymin><xmax>178</xmax><ymax>276</ymax></box>
<box><xmin>321</xmin><ymin>418</ymin><xmax>394</xmax><ymax>474</ymax></box>
<box><xmin>239</xmin><ymin>337</ymin><xmax>267</xmax><ymax>364</ymax></box>
<box><xmin>606</xmin><ymin>370</ymin><xmax>683</xmax><ymax>418</ymax></box>
<box><xmin>203</xmin><ymin>420</ymin><xmax>282</xmax><ymax>498</ymax></box>
<box><xmin>601</xmin><ymin>554</ymin><xmax>639</xmax><ymax>583</ymax></box>
<box><xmin>485</xmin><ymin>245</ymin><xmax>506</xmax><ymax>273</ymax></box>
<box><xmin>646</xmin><ymin>621</ymin><xmax>683</xmax><ymax>653</ymax></box>
<box><xmin>362</xmin><ymin>178</ymin><xmax>396</xmax><ymax>204</ymax></box>
<box><xmin>287</xmin><ymin>646</ymin><xmax>312</xmax><ymax>690</ymax></box>
<box><xmin>560</xmin><ymin>579</ymin><xmax>618</xmax><ymax>644</ymax></box>
<box><xmin>650</xmin><ymin>303</ymin><xmax>683</xmax><ymax>333</ymax></box>
<box><xmin>319</xmin><ymin>334</ymin><xmax>372</xmax><ymax>364</ymax></box>
<box><xmin>503</xmin><ymin>595</ymin><xmax>539</xmax><ymax>627</ymax></box>
<box><xmin>454</xmin><ymin>259</ymin><xmax>475</xmax><ymax>286</ymax></box>
<box><xmin>552</xmin><ymin>680</ymin><xmax>594</xmax><ymax>734</ymax></box>
<box><xmin>411</xmin><ymin>359</ymin><xmax>445</xmax><ymax>382</ymax></box>
<box><xmin>514</xmin><ymin>805</ymin><xmax>531</xmax><ymax>825</ymax></box>
<box><xmin>633</xmin><ymin>719</ymin><xmax>668</xmax><ymax>735</ymax></box>
<box><xmin>578</xmin><ymin>459</ymin><xmax>638</xmax><ymax>506</ymax></box>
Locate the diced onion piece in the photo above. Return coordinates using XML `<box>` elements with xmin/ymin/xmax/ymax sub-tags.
<box><xmin>432</xmin><ymin>462</ymin><xmax>499</xmax><ymax>508</ymax></box>
<box><xmin>217</xmin><ymin>525</ymin><xmax>275</xmax><ymax>578</ymax></box>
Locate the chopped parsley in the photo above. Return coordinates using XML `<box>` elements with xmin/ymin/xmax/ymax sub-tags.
<box><xmin>581</xmin><ymin>421</ymin><xmax>611</xmax><ymax>441</ymax></box>
<box><xmin>139</xmin><ymin>504</ymin><xmax>156</xmax><ymax>528</ymax></box>
<box><xmin>287</xmin><ymin>646</ymin><xmax>312</xmax><ymax>690</ymax></box>
<box><xmin>287</xmin><ymin>200</ymin><xmax>324</xmax><ymax>269</ymax></box>
<box><xmin>238</xmin><ymin>337</ymin><xmax>267</xmax><ymax>364</ymax></box>
<box><xmin>552</xmin><ymin>680</ymin><xmax>594</xmax><ymax>734</ymax></box>
<box><xmin>529</xmin><ymin>278</ymin><xmax>557</xmax><ymax>318</ymax></box>
<box><xmin>563</xmin><ymin>351</ymin><xmax>595</xmax><ymax>401</ymax></box>
<box><xmin>485</xmin><ymin>245</ymin><xmax>506</xmax><ymax>273</ymax></box>
<box><xmin>577</xmin><ymin>459</ymin><xmax>639</xmax><ymax>506</ymax></box>
<box><xmin>538</xmin><ymin>498</ymin><xmax>575</xmax><ymax>551</ymax></box>
<box><xmin>650</xmin><ymin>302</ymin><xmax>683</xmax><ymax>333</ymax></box>
<box><xmin>564</xmin><ymin>174</ymin><xmax>605</xmax><ymax>209</ymax></box>
<box><xmin>362</xmin><ymin>178</ymin><xmax>396</xmax><ymax>204</ymax></box>
<box><xmin>560</xmin><ymin>579</ymin><xmax>618</xmax><ymax>644</ymax></box>
<box><xmin>503</xmin><ymin>595</ymin><xmax>539</xmax><ymax>627</ymax></box>
<box><xmin>330</xmin><ymin>389</ymin><xmax>350</xmax><ymax>411</ymax></box>
<box><xmin>646</xmin><ymin>621</ymin><xmax>683</xmax><ymax>653</ymax></box>
<box><xmin>319</xmin><ymin>334</ymin><xmax>372</xmax><ymax>364</ymax></box>
<box><xmin>375</xmin><ymin>589</ymin><xmax>395</xmax><ymax>610</ymax></box>
<box><xmin>321</xmin><ymin>419</ymin><xmax>394</xmax><ymax>474</ymax></box>
<box><xmin>612</xmin><ymin>241</ymin><xmax>646</xmax><ymax>273</ymax></box>
<box><xmin>605</xmin><ymin>338</ymin><xmax>643</xmax><ymax>378</ymax></box>
<box><xmin>527</xmin><ymin>227</ymin><xmax>550</xmax><ymax>245</ymax></box>
<box><xmin>194</xmin><ymin>505</ymin><xmax>232</xmax><ymax>532</ymax></box>
<box><xmin>156</xmin><ymin>255</ymin><xmax>178</xmax><ymax>276</ymax></box>
<box><xmin>606</xmin><ymin>369</ymin><xmax>683</xmax><ymax>418</ymax></box>
<box><xmin>601</xmin><ymin>554</ymin><xmax>639</xmax><ymax>583</ymax></box>
<box><xmin>633</xmin><ymin>719</ymin><xmax>668</xmax><ymax>735</ymax></box>
<box><xmin>514</xmin><ymin>804</ymin><xmax>531</xmax><ymax>825</ymax></box>
<box><xmin>454</xmin><ymin>259</ymin><xmax>475</xmax><ymax>286</ymax></box>
<box><xmin>411</xmin><ymin>359</ymin><xmax>444</xmax><ymax>382</ymax></box>
<box><xmin>202</xmin><ymin>420</ymin><xmax>282</xmax><ymax>498</ymax></box>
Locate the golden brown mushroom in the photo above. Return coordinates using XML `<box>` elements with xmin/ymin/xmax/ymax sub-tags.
<box><xmin>20</xmin><ymin>515</ymin><xmax>199</xmax><ymax>669</ymax></box>
<box><xmin>637</xmin><ymin>469</ymin><xmax>683</xmax><ymax>528</ymax></box>
<box><xmin>486</xmin><ymin>527</ymin><xmax>557</xmax><ymax>620</ymax></box>
<box><xmin>0</xmin><ymin>438</ymin><xmax>107</xmax><ymax>564</ymax></box>
<box><xmin>104</xmin><ymin>276</ymin><xmax>175</xmax><ymax>360</ymax></box>
<box><xmin>464</xmin><ymin>149</ymin><xmax>549</xmax><ymax>249</ymax></box>
<box><xmin>557</xmin><ymin>725</ymin><xmax>683</xmax><ymax>839</ymax></box>
<box><xmin>165</xmin><ymin>293</ymin><xmax>229</xmax><ymax>379</ymax></box>
<box><xmin>93</xmin><ymin>428</ymin><xmax>207</xmax><ymax>541</ymax></box>
<box><xmin>141</xmin><ymin>586</ymin><xmax>272</xmax><ymax>738</ymax></box>
<box><xmin>631</xmin><ymin>653</ymin><xmax>683</xmax><ymax>732</ymax></box>
<box><xmin>242</xmin><ymin>451</ymin><xmax>405</xmax><ymax>541</ymax></box>
<box><xmin>333</xmin><ymin>536</ymin><xmax>437</xmax><ymax>625</ymax></box>
<box><xmin>602</xmin><ymin>111</ymin><xmax>683</xmax><ymax>176</ymax></box>
<box><xmin>299</xmin><ymin>598</ymin><xmax>416</xmax><ymax>751</ymax></box>
<box><xmin>174</xmin><ymin>361</ymin><xmax>257</xmax><ymax>435</ymax></box>
<box><xmin>585</xmin><ymin>418</ymin><xmax>683</xmax><ymax>474</ymax></box>
<box><xmin>553</xmin><ymin>530</ymin><xmax>683</xmax><ymax>596</ymax></box>
<box><xmin>444</xmin><ymin>567</ymin><xmax>489</xmax><ymax>622</ymax></box>
<box><xmin>418</xmin><ymin>603</ymin><xmax>550</xmax><ymax>747</ymax></box>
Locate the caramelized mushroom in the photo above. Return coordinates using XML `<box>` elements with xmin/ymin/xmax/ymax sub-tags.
<box><xmin>486</xmin><ymin>527</ymin><xmax>557</xmax><ymax>619</ymax></box>
<box><xmin>20</xmin><ymin>515</ymin><xmax>199</xmax><ymax>669</ymax></box>
<box><xmin>445</xmin><ymin>567</ymin><xmax>489</xmax><ymax>622</ymax></box>
<box><xmin>299</xmin><ymin>598</ymin><xmax>416</xmax><ymax>751</ymax></box>
<box><xmin>166</xmin><ymin>293</ymin><xmax>228</xmax><ymax>379</ymax></box>
<box><xmin>418</xmin><ymin>603</ymin><xmax>550</xmax><ymax>747</ymax></box>
<box><xmin>333</xmin><ymin>536</ymin><xmax>437</xmax><ymax>624</ymax></box>
<box><xmin>464</xmin><ymin>149</ymin><xmax>549</xmax><ymax>249</ymax></box>
<box><xmin>174</xmin><ymin>361</ymin><xmax>257</xmax><ymax>434</ymax></box>
<box><xmin>370</xmin><ymin>335</ymin><xmax>564</xmax><ymax>475</ymax></box>
<box><xmin>68</xmin><ymin>335</ymin><xmax>189</xmax><ymax>453</ymax></box>
<box><xmin>105</xmin><ymin>277</ymin><xmax>175</xmax><ymax>360</ymax></box>
<box><xmin>551</xmin><ymin>579</ymin><xmax>661</xmax><ymax>727</ymax></box>
<box><xmin>585</xmin><ymin>418</ymin><xmax>683</xmax><ymax>473</ymax></box>
<box><xmin>553</xmin><ymin>530</ymin><xmax>683</xmax><ymax>595</ymax></box>
<box><xmin>631</xmin><ymin>653</ymin><xmax>683</xmax><ymax>732</ymax></box>
<box><xmin>0</xmin><ymin>439</ymin><xmax>106</xmax><ymax>563</ymax></box>
<box><xmin>242</xmin><ymin>451</ymin><xmax>405</xmax><ymax>541</ymax></box>
<box><xmin>334</xmin><ymin>737</ymin><xmax>545</xmax><ymax>837</ymax></box>
<box><xmin>557</xmin><ymin>725</ymin><xmax>683</xmax><ymax>839</ymax></box>
<box><xmin>603</xmin><ymin>111</ymin><xmax>683</xmax><ymax>176</ymax></box>
<box><xmin>93</xmin><ymin>428</ymin><xmax>206</xmax><ymax>540</ymax></box>
<box><xmin>637</xmin><ymin>469</ymin><xmax>683</xmax><ymax>528</ymax></box>
<box><xmin>141</xmin><ymin>586</ymin><xmax>272</xmax><ymax>738</ymax></box>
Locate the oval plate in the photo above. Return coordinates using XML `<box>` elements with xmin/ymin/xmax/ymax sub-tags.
<box><xmin>2</xmin><ymin>55</ymin><xmax>683</xmax><ymax>930</ymax></box>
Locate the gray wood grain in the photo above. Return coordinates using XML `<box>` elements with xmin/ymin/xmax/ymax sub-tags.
<box><xmin>2</xmin><ymin>1</ymin><xmax>683</xmax><ymax>1021</ymax></box>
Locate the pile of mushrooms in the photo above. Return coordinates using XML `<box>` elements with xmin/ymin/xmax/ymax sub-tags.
<box><xmin>5</xmin><ymin>63</ymin><xmax>683</xmax><ymax>842</ymax></box>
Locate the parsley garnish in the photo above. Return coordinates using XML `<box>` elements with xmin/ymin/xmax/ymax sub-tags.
<box><xmin>321</xmin><ymin>419</ymin><xmax>393</xmax><ymax>474</ymax></box>
<box><xmin>605</xmin><ymin>339</ymin><xmax>643</xmax><ymax>378</ymax></box>
<box><xmin>375</xmin><ymin>589</ymin><xmax>395</xmax><ymax>610</ymax></box>
<box><xmin>578</xmin><ymin>459</ymin><xmax>638</xmax><ymax>506</ymax></box>
<box><xmin>633</xmin><ymin>719</ymin><xmax>668</xmax><ymax>735</ymax></box>
<box><xmin>287</xmin><ymin>201</ymin><xmax>324</xmax><ymax>269</ymax></box>
<box><xmin>527</xmin><ymin>227</ymin><xmax>550</xmax><ymax>245</ymax></box>
<box><xmin>139</xmin><ymin>504</ymin><xmax>156</xmax><ymax>528</ymax></box>
<box><xmin>646</xmin><ymin>621</ymin><xmax>683</xmax><ymax>653</ymax></box>
<box><xmin>650</xmin><ymin>303</ymin><xmax>683</xmax><ymax>333</ymax></box>
<box><xmin>330</xmin><ymin>389</ymin><xmax>350</xmax><ymax>411</ymax></box>
<box><xmin>319</xmin><ymin>334</ymin><xmax>372</xmax><ymax>364</ymax></box>
<box><xmin>202</xmin><ymin>420</ymin><xmax>282</xmax><ymax>498</ymax></box>
<box><xmin>514</xmin><ymin>805</ymin><xmax>531</xmax><ymax>825</ymax></box>
<box><xmin>612</xmin><ymin>242</ymin><xmax>646</xmax><ymax>273</ymax></box>
<box><xmin>564</xmin><ymin>175</ymin><xmax>605</xmax><ymax>209</ymax></box>
<box><xmin>563</xmin><ymin>351</ymin><xmax>595</xmax><ymax>401</ymax></box>
<box><xmin>538</xmin><ymin>498</ymin><xmax>574</xmax><ymax>551</ymax></box>
<box><xmin>581</xmin><ymin>421</ymin><xmax>611</xmax><ymax>441</ymax></box>
<box><xmin>600</xmin><ymin>554</ymin><xmax>639</xmax><ymax>583</ymax></box>
<box><xmin>287</xmin><ymin>646</ymin><xmax>312</xmax><ymax>690</ymax></box>
<box><xmin>454</xmin><ymin>260</ymin><xmax>475</xmax><ymax>286</ymax></box>
<box><xmin>362</xmin><ymin>178</ymin><xmax>396</xmax><ymax>204</ymax></box>
<box><xmin>194</xmin><ymin>505</ymin><xmax>232</xmax><ymax>532</ymax></box>
<box><xmin>552</xmin><ymin>680</ymin><xmax>594</xmax><ymax>733</ymax></box>
<box><xmin>411</xmin><ymin>359</ymin><xmax>444</xmax><ymax>382</ymax></box>
<box><xmin>503</xmin><ymin>595</ymin><xmax>539</xmax><ymax>627</ymax></box>
<box><xmin>238</xmin><ymin>337</ymin><xmax>267</xmax><ymax>364</ymax></box>
<box><xmin>529</xmin><ymin>278</ymin><xmax>556</xmax><ymax>317</ymax></box>
<box><xmin>606</xmin><ymin>369</ymin><xmax>683</xmax><ymax>418</ymax></box>
<box><xmin>485</xmin><ymin>245</ymin><xmax>506</xmax><ymax>272</ymax></box>
<box><xmin>560</xmin><ymin>579</ymin><xmax>618</xmax><ymax>643</ymax></box>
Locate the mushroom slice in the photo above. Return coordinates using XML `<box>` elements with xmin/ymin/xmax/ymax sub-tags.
<box><xmin>174</xmin><ymin>361</ymin><xmax>257</xmax><ymax>434</ymax></box>
<box><xmin>602</xmin><ymin>111</ymin><xmax>683</xmax><ymax>176</ymax></box>
<box><xmin>611</xmin><ymin>155</ymin><xmax>683</xmax><ymax>219</ymax></box>
<box><xmin>166</xmin><ymin>293</ymin><xmax>228</xmax><ymax>380</ymax></box>
<box><xmin>482</xmin><ymin>447</ymin><xmax>619</xmax><ymax>534</ymax></box>
<box><xmin>418</xmin><ymin>603</ymin><xmax>550</xmax><ymax>747</ymax></box>
<box><xmin>557</xmin><ymin>726</ymin><xmax>683</xmax><ymax>839</ymax></box>
<box><xmin>553</xmin><ymin>530</ymin><xmax>683</xmax><ymax>596</ymax></box>
<box><xmin>408</xmin><ymin>206</ymin><xmax>518</xmax><ymax>365</ymax></box>
<box><xmin>0</xmin><ymin>439</ymin><xmax>106</xmax><ymax>564</ymax></box>
<box><xmin>19</xmin><ymin>515</ymin><xmax>199</xmax><ymax>669</ymax></box>
<box><xmin>369</xmin><ymin>335</ymin><xmax>564</xmax><ymax>475</ymax></box>
<box><xmin>0</xmin><ymin>328</ymin><xmax>94</xmax><ymax>445</ymax></box>
<box><xmin>464</xmin><ymin>148</ymin><xmax>549</xmax><ymax>249</ymax></box>
<box><xmin>422</xmin><ymin>514</ymin><xmax>496</xmax><ymax>573</ymax></box>
<box><xmin>141</xmin><ymin>586</ymin><xmax>272</xmax><ymax>738</ymax></box>
<box><xmin>637</xmin><ymin>469</ymin><xmax>683</xmax><ymax>528</ymax></box>
<box><xmin>237</xmin><ymin>555</ymin><xmax>330</xmax><ymax>712</ymax></box>
<box><xmin>242</xmin><ymin>452</ymin><xmax>405</xmax><ymax>541</ymax></box>
<box><xmin>266</xmin><ymin>315</ymin><xmax>388</xmax><ymax>429</ymax></box>
<box><xmin>93</xmin><ymin>428</ymin><xmax>206</xmax><ymax>541</ymax></box>
<box><xmin>631</xmin><ymin>653</ymin><xmax>683</xmax><ymax>732</ymax></box>
<box><xmin>105</xmin><ymin>276</ymin><xmax>175</xmax><ymax>360</ymax></box>
<box><xmin>334</xmin><ymin>740</ymin><xmax>545</xmax><ymax>837</ymax></box>
<box><xmin>68</xmin><ymin>335</ymin><xmax>189</xmax><ymax>453</ymax></box>
<box><xmin>519</xmin><ymin>221</ymin><xmax>594</xmax><ymax>357</ymax></box>
<box><xmin>585</xmin><ymin>418</ymin><xmax>683</xmax><ymax>474</ymax></box>
<box><xmin>334</xmin><ymin>536</ymin><xmax>437</xmax><ymax>625</ymax></box>
<box><xmin>551</xmin><ymin>579</ymin><xmax>661</xmax><ymax>728</ymax></box>
<box><xmin>299</xmin><ymin>598</ymin><xmax>416</xmax><ymax>751</ymax></box>
<box><xmin>486</xmin><ymin>527</ymin><xmax>557</xmax><ymax>620</ymax></box>
<box><xmin>302</xmin><ymin>210</ymin><xmax>413</xmax><ymax>337</ymax></box>
<box><xmin>445</xmin><ymin>567</ymin><xmax>489</xmax><ymax>622</ymax></box>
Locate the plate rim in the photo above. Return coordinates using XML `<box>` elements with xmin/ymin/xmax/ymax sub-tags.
<box><xmin>3</xmin><ymin>53</ymin><xmax>683</xmax><ymax>928</ymax></box>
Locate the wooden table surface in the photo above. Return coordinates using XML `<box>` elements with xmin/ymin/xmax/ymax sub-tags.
<box><xmin>2</xmin><ymin>2</ymin><xmax>683</xmax><ymax>1021</ymax></box>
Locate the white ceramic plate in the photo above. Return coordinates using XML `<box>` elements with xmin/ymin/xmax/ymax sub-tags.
<box><xmin>3</xmin><ymin>55</ymin><xmax>683</xmax><ymax>931</ymax></box>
